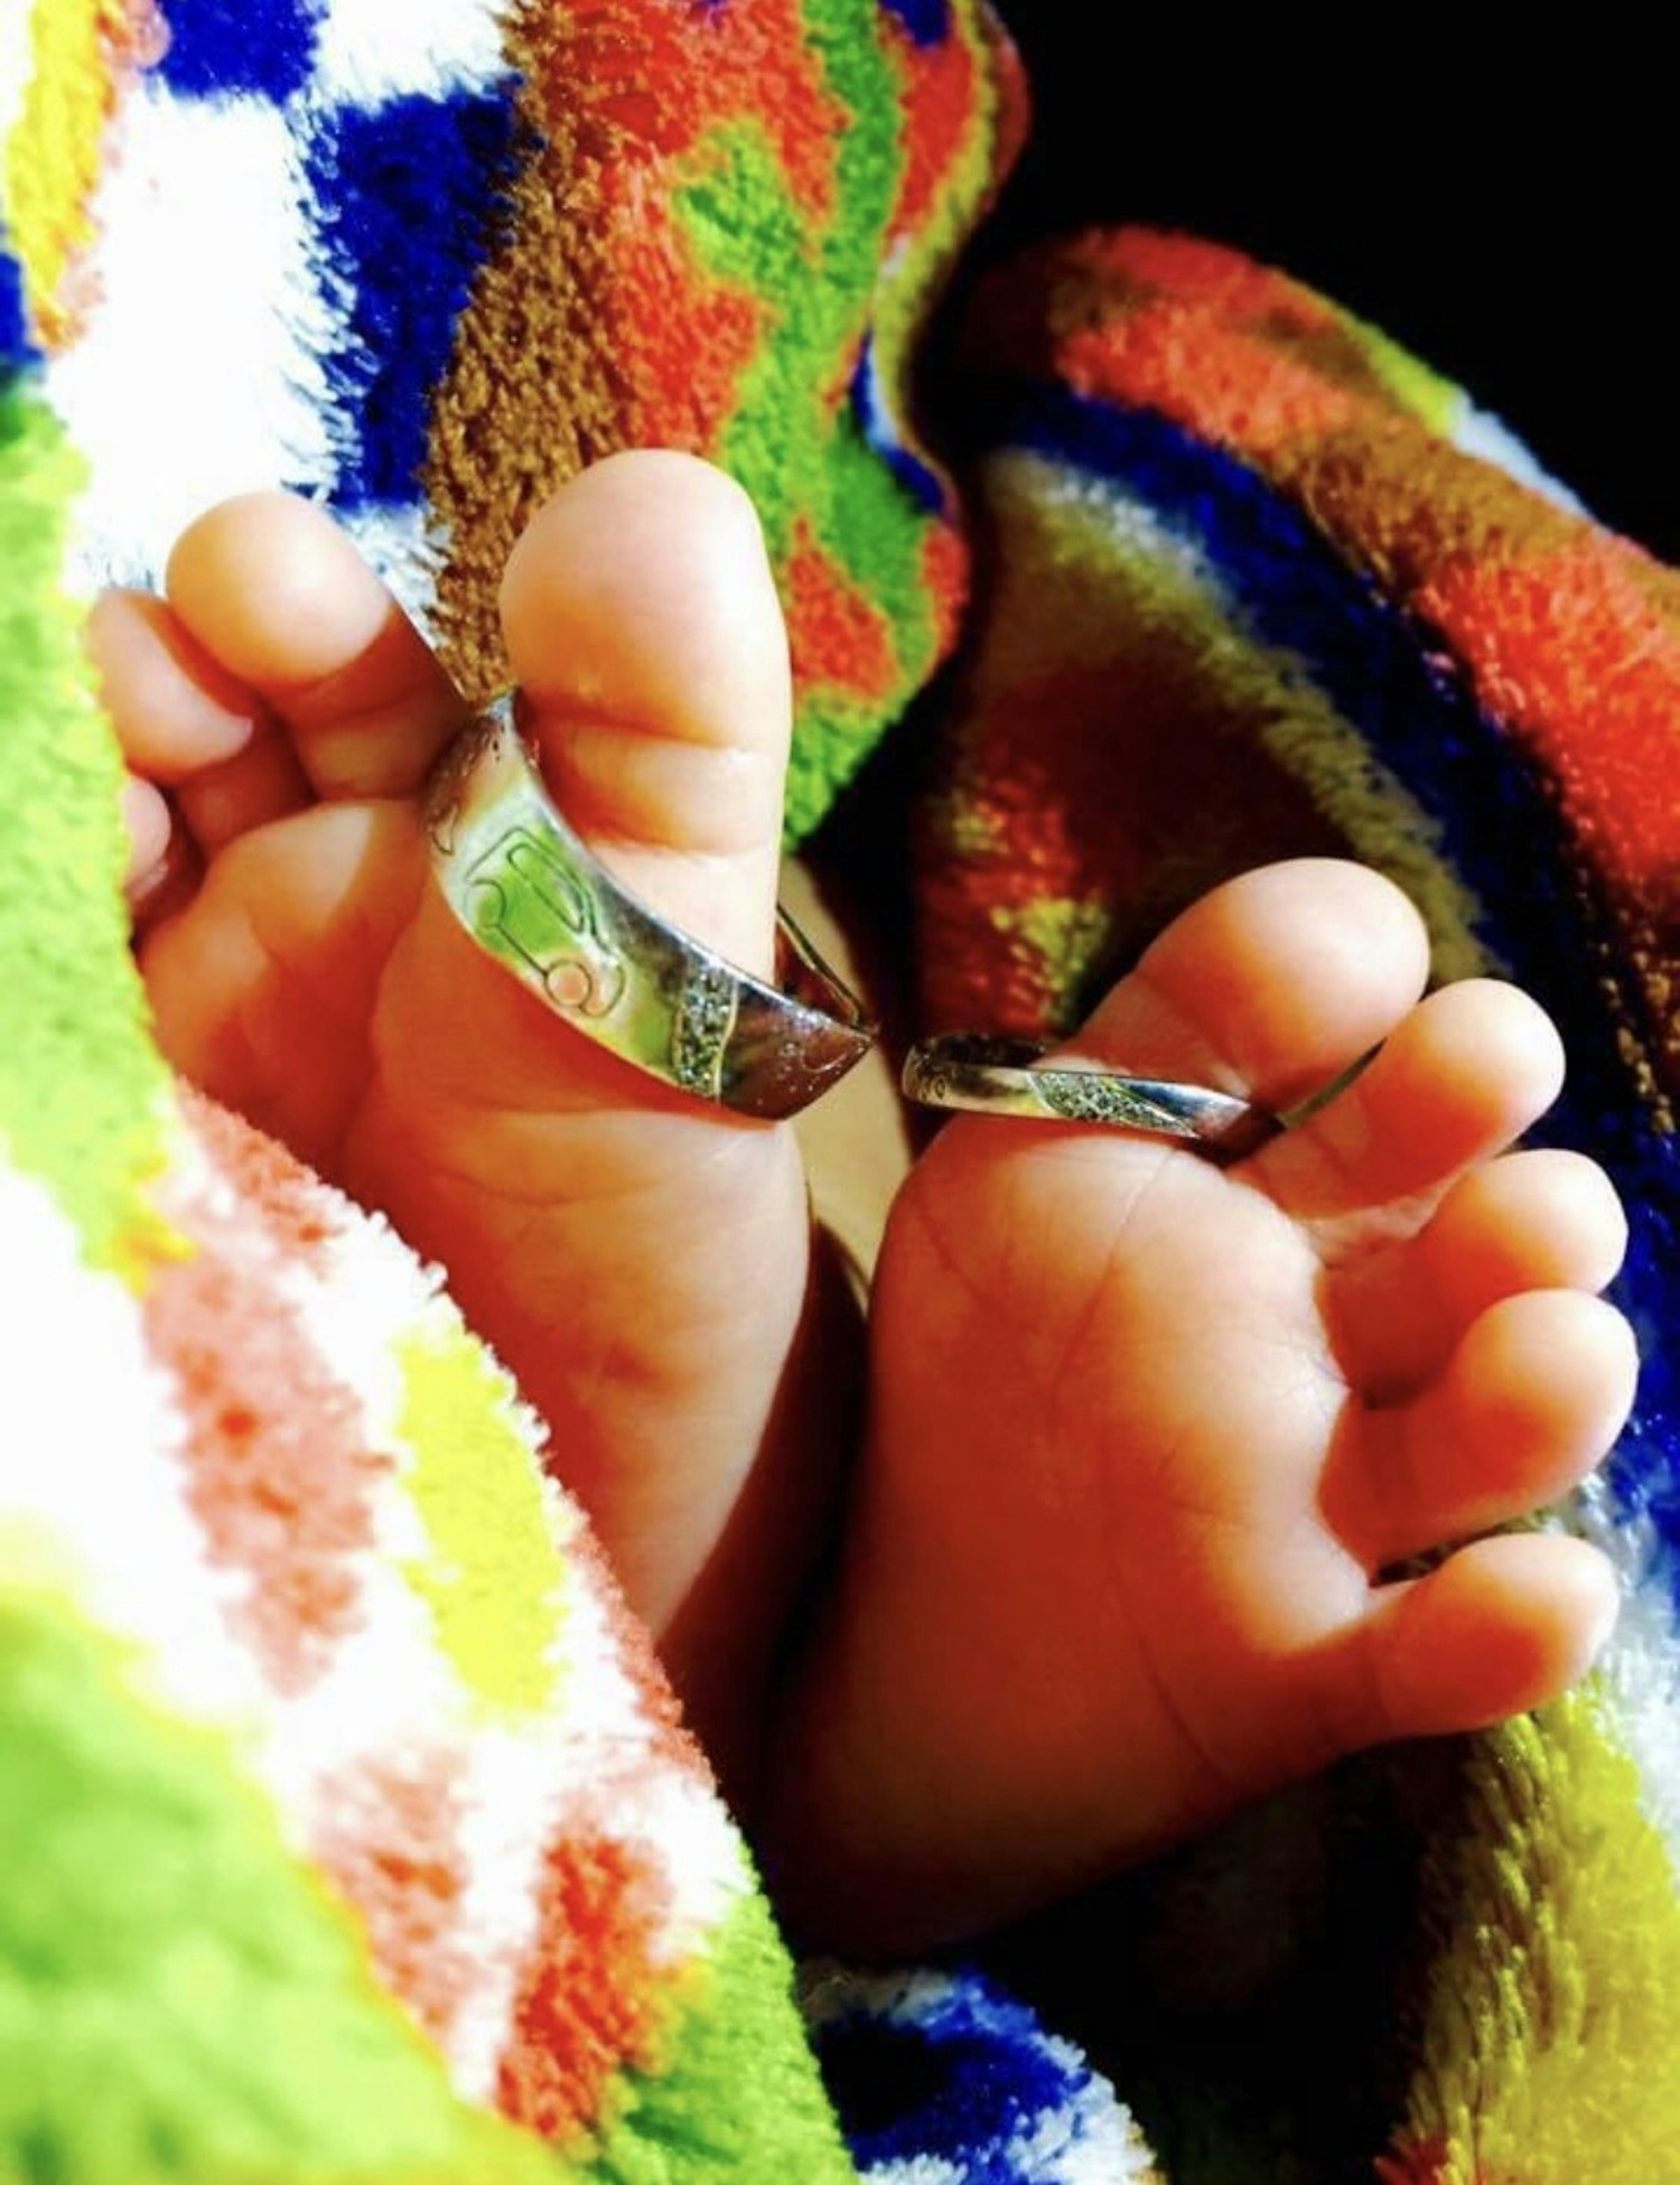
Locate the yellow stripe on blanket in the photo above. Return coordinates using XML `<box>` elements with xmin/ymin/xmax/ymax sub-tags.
<box><xmin>4</xmin><ymin>0</ymin><xmax>135</xmax><ymax>347</ymax></box>
<box><xmin>396</xmin><ymin>1324</ymin><xmax>578</xmax><ymax>1721</ymax></box>
<box><xmin>1392</xmin><ymin>1696</ymin><xmax>1680</xmax><ymax>2183</ymax></box>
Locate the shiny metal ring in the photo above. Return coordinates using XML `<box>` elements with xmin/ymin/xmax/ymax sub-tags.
<box><xmin>902</xmin><ymin>1033</ymin><xmax>1280</xmax><ymax>1162</ymax></box>
<box><xmin>425</xmin><ymin>694</ymin><xmax>876</xmax><ymax>1119</ymax></box>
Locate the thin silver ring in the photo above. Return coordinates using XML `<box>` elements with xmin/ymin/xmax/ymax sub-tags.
<box><xmin>902</xmin><ymin>1034</ymin><xmax>1280</xmax><ymax>1162</ymax></box>
<box><xmin>425</xmin><ymin>695</ymin><xmax>876</xmax><ymax>1119</ymax></box>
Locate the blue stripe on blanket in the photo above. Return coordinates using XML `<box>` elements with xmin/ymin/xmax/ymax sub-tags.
<box><xmin>878</xmin><ymin>0</ymin><xmax>952</xmax><ymax>46</ymax></box>
<box><xmin>976</xmin><ymin>380</ymin><xmax>1680</xmax><ymax>1583</ymax></box>
<box><xmin>156</xmin><ymin>0</ymin><xmax>322</xmax><ymax>103</ymax></box>
<box><xmin>814</xmin><ymin>1968</ymin><xmax>1103</xmax><ymax>2178</ymax></box>
<box><xmin>303</xmin><ymin>86</ymin><xmax>522</xmax><ymax>508</ymax></box>
<box><xmin>0</xmin><ymin>238</ymin><xmax>35</xmax><ymax>374</ymax></box>
<box><xmin>851</xmin><ymin>339</ymin><xmax>945</xmax><ymax>512</ymax></box>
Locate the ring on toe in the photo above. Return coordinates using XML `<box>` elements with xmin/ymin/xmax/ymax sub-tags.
<box><xmin>902</xmin><ymin>1034</ymin><xmax>1281</xmax><ymax>1163</ymax></box>
<box><xmin>425</xmin><ymin>694</ymin><xmax>877</xmax><ymax>1119</ymax></box>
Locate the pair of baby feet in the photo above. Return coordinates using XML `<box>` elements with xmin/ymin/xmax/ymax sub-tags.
<box><xmin>105</xmin><ymin>452</ymin><xmax>1636</xmax><ymax>1953</ymax></box>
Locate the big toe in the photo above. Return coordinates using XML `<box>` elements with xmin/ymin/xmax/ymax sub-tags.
<box><xmin>500</xmin><ymin>450</ymin><xmax>792</xmax><ymax>980</ymax></box>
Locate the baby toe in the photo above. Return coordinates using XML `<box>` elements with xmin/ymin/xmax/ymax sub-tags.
<box><xmin>1325</xmin><ymin>1147</ymin><xmax>1630</xmax><ymax>1401</ymax></box>
<box><xmin>1262</xmin><ymin>978</ymin><xmax>1566</xmax><ymax>1224</ymax></box>
<box><xmin>1331</xmin><ymin>1289</ymin><xmax>1638</xmax><ymax>1568</ymax></box>
<box><xmin>91</xmin><ymin>585</ymin><xmax>312</xmax><ymax>863</ymax></box>
<box><xmin>1414</xmin><ymin>1148</ymin><xmax>1628</xmax><ymax>1321</ymax></box>
<box><xmin>166</xmin><ymin>492</ymin><xmax>466</xmax><ymax>802</ymax></box>
<box><xmin>90</xmin><ymin>589</ymin><xmax>262</xmax><ymax>778</ymax></box>
<box><xmin>1319</xmin><ymin>1533</ymin><xmax>1620</xmax><ymax>1753</ymax></box>
<box><xmin>120</xmin><ymin>771</ymin><xmax>204</xmax><ymax>933</ymax></box>
<box><xmin>120</xmin><ymin>773</ymin><xmax>172</xmax><ymax>896</ymax></box>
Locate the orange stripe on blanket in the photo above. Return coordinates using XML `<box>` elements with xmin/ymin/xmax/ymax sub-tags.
<box><xmin>495</xmin><ymin>1826</ymin><xmax>671</xmax><ymax>2143</ymax></box>
<box><xmin>592</xmin><ymin>188</ymin><xmax>763</xmax><ymax>449</ymax></box>
<box><xmin>971</xmin><ymin>231</ymin><xmax>1425</xmax><ymax>450</ymax></box>
<box><xmin>182</xmin><ymin>1085</ymin><xmax>336</xmax><ymax>1272</ymax></box>
<box><xmin>1058</xmin><ymin>301</ymin><xmax>1360</xmax><ymax>452</ymax></box>
<box><xmin>977</xmin><ymin>231</ymin><xmax>1352</xmax><ymax>372</ymax></box>
<box><xmin>1275</xmin><ymin>422</ymin><xmax>1586</xmax><ymax>595</ymax></box>
<box><xmin>428</xmin><ymin>0</ymin><xmax>839</xmax><ymax>700</ymax></box>
<box><xmin>528</xmin><ymin>0</ymin><xmax>845</xmax><ymax>222</ymax></box>
<box><xmin>144</xmin><ymin>1149</ymin><xmax>388</xmax><ymax>1696</ymax></box>
<box><xmin>314</xmin><ymin>1754</ymin><xmax>474</xmax><ymax>2052</ymax></box>
<box><xmin>1093</xmin><ymin>228</ymin><xmax>1345</xmax><ymax>321</ymax></box>
<box><xmin>971</xmin><ymin>236</ymin><xmax>1680</xmax><ymax>1099</ymax></box>
<box><xmin>919</xmin><ymin>502</ymin><xmax>971</xmax><ymax>661</ymax></box>
<box><xmin>1255</xmin><ymin>427</ymin><xmax>1680</xmax><ymax>1085</ymax></box>
<box><xmin>785</xmin><ymin>519</ymin><xmax>899</xmax><ymax>701</ymax></box>
<box><xmin>1420</xmin><ymin>541</ymin><xmax>1680</xmax><ymax>896</ymax></box>
<box><xmin>883</xmin><ymin>8</ymin><xmax>979</xmax><ymax>241</ymax></box>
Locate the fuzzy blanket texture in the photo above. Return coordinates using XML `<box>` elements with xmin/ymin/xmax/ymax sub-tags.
<box><xmin>4</xmin><ymin>3</ymin><xmax>1679</xmax><ymax>2180</ymax></box>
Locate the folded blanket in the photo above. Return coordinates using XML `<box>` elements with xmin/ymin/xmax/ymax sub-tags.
<box><xmin>4</xmin><ymin>5</ymin><xmax>1677</xmax><ymax>2181</ymax></box>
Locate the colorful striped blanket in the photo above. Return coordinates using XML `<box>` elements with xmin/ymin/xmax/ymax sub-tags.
<box><xmin>3</xmin><ymin>5</ymin><xmax>1676</xmax><ymax>2178</ymax></box>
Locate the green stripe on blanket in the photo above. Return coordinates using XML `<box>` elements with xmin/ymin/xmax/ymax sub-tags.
<box><xmin>0</xmin><ymin>364</ymin><xmax>171</xmax><ymax>1273</ymax></box>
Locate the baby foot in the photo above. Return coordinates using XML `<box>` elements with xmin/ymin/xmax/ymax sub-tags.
<box><xmin>100</xmin><ymin>453</ymin><xmax>854</xmax><ymax>1776</ymax></box>
<box><xmin>774</xmin><ymin>861</ymin><xmax>1636</xmax><ymax>1950</ymax></box>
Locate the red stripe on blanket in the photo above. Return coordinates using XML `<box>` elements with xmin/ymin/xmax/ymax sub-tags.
<box><xmin>1374</xmin><ymin>2141</ymin><xmax>1452</xmax><ymax>2183</ymax></box>
<box><xmin>1264</xmin><ymin>426</ymin><xmax>1680</xmax><ymax>1091</ymax></box>
<box><xmin>919</xmin><ymin>661</ymin><xmax>1347</xmax><ymax>1034</ymax></box>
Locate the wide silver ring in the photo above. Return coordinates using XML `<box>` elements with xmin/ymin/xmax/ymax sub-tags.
<box><xmin>902</xmin><ymin>1034</ymin><xmax>1280</xmax><ymax>1162</ymax></box>
<box><xmin>425</xmin><ymin>695</ymin><xmax>876</xmax><ymax>1119</ymax></box>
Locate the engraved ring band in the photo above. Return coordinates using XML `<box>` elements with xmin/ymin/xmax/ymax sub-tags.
<box><xmin>901</xmin><ymin>1034</ymin><xmax>1282</xmax><ymax>1163</ymax></box>
<box><xmin>424</xmin><ymin>695</ymin><xmax>877</xmax><ymax>1120</ymax></box>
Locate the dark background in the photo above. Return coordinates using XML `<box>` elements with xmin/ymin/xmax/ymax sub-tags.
<box><xmin>975</xmin><ymin>12</ymin><xmax>1674</xmax><ymax>562</ymax></box>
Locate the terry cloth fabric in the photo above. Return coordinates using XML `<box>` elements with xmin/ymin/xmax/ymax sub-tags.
<box><xmin>922</xmin><ymin>229</ymin><xmax>1680</xmax><ymax>2181</ymax></box>
<box><xmin>4</xmin><ymin>6</ymin><xmax>1679</xmax><ymax>2184</ymax></box>
<box><xmin>1</xmin><ymin>1</ymin><xmax>1012</xmax><ymax>2177</ymax></box>
<box><xmin>11</xmin><ymin>0</ymin><xmax>1019</xmax><ymax>838</ymax></box>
